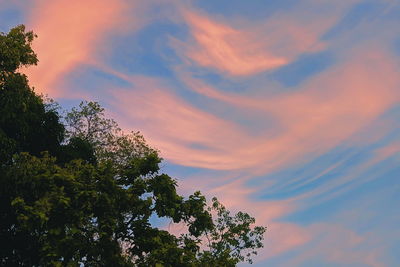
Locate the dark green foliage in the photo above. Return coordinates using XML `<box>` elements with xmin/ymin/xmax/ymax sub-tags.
<box><xmin>58</xmin><ymin>136</ymin><xmax>97</xmax><ymax>164</ymax></box>
<box><xmin>0</xmin><ymin>25</ymin><xmax>64</xmax><ymax>164</ymax></box>
<box><xmin>0</xmin><ymin>25</ymin><xmax>266</xmax><ymax>266</ymax></box>
<box><xmin>0</xmin><ymin>25</ymin><xmax>38</xmax><ymax>72</ymax></box>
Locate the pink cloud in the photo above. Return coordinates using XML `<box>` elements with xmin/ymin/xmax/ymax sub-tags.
<box><xmin>179</xmin><ymin>175</ymin><xmax>386</xmax><ymax>265</ymax></box>
<box><xmin>109</xmin><ymin>46</ymin><xmax>399</xmax><ymax>173</ymax></box>
<box><xmin>166</xmin><ymin>49</ymin><xmax>400</xmax><ymax>174</ymax></box>
<box><xmin>158</xmin><ymin>174</ymin><xmax>308</xmax><ymax>261</ymax></box>
<box><xmin>175</xmin><ymin>11</ymin><xmax>287</xmax><ymax>76</ymax></box>
<box><xmin>287</xmin><ymin>223</ymin><xmax>384</xmax><ymax>267</ymax></box>
<box><xmin>166</xmin><ymin>158</ymin><xmax>388</xmax><ymax>264</ymax></box>
<box><xmin>19</xmin><ymin>0</ymin><xmax>395</xmax><ymax>177</ymax></box>
<box><xmin>107</xmin><ymin>57</ymin><xmax>399</xmax><ymax>267</ymax></box>
<box><xmin>261</xmin><ymin>222</ymin><xmax>311</xmax><ymax>260</ymax></box>
<box><xmin>23</xmin><ymin>0</ymin><xmax>126</xmax><ymax>96</ymax></box>
<box><xmin>109</xmin><ymin>75</ymin><xmax>256</xmax><ymax>169</ymax></box>
<box><xmin>209</xmin><ymin>179</ymin><xmax>294</xmax><ymax>221</ymax></box>
<box><xmin>176</xmin><ymin>173</ymin><xmax>383</xmax><ymax>265</ymax></box>
<box><xmin>373</xmin><ymin>140</ymin><xmax>400</xmax><ymax>162</ymax></box>
<box><xmin>187</xmin><ymin>177</ymin><xmax>310</xmax><ymax>260</ymax></box>
<box><xmin>172</xmin><ymin>0</ymin><xmax>359</xmax><ymax>76</ymax></box>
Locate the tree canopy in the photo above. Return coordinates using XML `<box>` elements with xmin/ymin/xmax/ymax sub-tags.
<box><xmin>0</xmin><ymin>25</ymin><xmax>266</xmax><ymax>266</ymax></box>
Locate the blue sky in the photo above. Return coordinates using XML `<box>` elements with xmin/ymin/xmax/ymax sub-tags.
<box><xmin>1</xmin><ymin>0</ymin><xmax>399</xmax><ymax>266</ymax></box>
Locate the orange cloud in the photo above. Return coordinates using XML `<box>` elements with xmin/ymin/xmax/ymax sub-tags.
<box><xmin>23</xmin><ymin>0</ymin><xmax>126</xmax><ymax>96</ymax></box>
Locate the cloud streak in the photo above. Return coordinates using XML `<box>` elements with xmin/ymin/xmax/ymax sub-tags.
<box><xmin>172</xmin><ymin>0</ymin><xmax>360</xmax><ymax>76</ymax></box>
<box><xmin>4</xmin><ymin>0</ymin><xmax>399</xmax><ymax>265</ymax></box>
<box><xmin>111</xmin><ymin>48</ymin><xmax>399</xmax><ymax>175</ymax></box>
<box><xmin>24</xmin><ymin>0</ymin><xmax>126</xmax><ymax>96</ymax></box>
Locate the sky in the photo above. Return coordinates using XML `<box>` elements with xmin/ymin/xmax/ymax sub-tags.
<box><xmin>1</xmin><ymin>0</ymin><xmax>399</xmax><ymax>266</ymax></box>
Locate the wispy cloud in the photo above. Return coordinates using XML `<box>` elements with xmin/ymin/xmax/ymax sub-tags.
<box><xmin>171</xmin><ymin>0</ymin><xmax>359</xmax><ymax>76</ymax></box>
<box><xmin>285</xmin><ymin>223</ymin><xmax>384</xmax><ymax>267</ymax></box>
<box><xmin>4</xmin><ymin>0</ymin><xmax>399</xmax><ymax>265</ymax></box>
<box><xmin>23</xmin><ymin>0</ymin><xmax>126</xmax><ymax>96</ymax></box>
<box><xmin>115</xmin><ymin>48</ymin><xmax>399</xmax><ymax>174</ymax></box>
<box><xmin>174</xmin><ymin>11</ymin><xmax>287</xmax><ymax>76</ymax></box>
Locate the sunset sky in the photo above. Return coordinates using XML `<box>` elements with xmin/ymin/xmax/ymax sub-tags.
<box><xmin>1</xmin><ymin>0</ymin><xmax>399</xmax><ymax>266</ymax></box>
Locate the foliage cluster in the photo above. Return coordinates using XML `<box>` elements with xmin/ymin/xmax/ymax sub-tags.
<box><xmin>0</xmin><ymin>25</ymin><xmax>266</xmax><ymax>266</ymax></box>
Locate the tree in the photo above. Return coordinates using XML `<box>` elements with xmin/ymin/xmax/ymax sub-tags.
<box><xmin>0</xmin><ymin>25</ymin><xmax>266</xmax><ymax>266</ymax></box>
<box><xmin>0</xmin><ymin>25</ymin><xmax>65</xmax><ymax>164</ymax></box>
